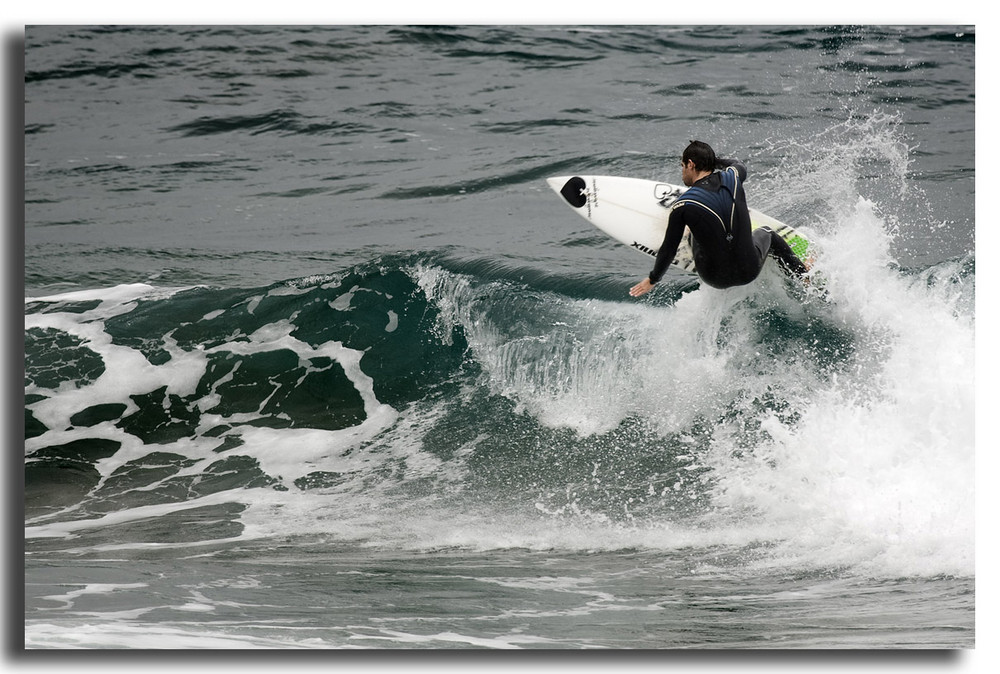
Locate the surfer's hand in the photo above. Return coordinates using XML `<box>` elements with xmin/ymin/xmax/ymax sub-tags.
<box><xmin>630</xmin><ymin>278</ymin><xmax>655</xmax><ymax>297</ymax></box>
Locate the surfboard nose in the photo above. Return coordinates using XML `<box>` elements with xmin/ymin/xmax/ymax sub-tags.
<box><xmin>547</xmin><ymin>176</ymin><xmax>588</xmax><ymax>208</ymax></box>
<box><xmin>545</xmin><ymin>176</ymin><xmax>568</xmax><ymax>197</ymax></box>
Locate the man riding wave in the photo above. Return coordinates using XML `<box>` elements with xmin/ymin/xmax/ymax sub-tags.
<box><xmin>630</xmin><ymin>140</ymin><xmax>809</xmax><ymax>297</ymax></box>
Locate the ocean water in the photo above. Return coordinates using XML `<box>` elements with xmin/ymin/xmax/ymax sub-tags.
<box><xmin>23</xmin><ymin>25</ymin><xmax>975</xmax><ymax>650</ymax></box>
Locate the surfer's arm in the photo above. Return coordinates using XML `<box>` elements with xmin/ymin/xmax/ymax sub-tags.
<box><xmin>715</xmin><ymin>157</ymin><xmax>747</xmax><ymax>182</ymax></box>
<box><xmin>630</xmin><ymin>210</ymin><xmax>686</xmax><ymax>297</ymax></box>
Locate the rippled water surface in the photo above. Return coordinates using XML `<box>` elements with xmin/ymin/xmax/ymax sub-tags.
<box><xmin>24</xmin><ymin>25</ymin><xmax>975</xmax><ymax>650</ymax></box>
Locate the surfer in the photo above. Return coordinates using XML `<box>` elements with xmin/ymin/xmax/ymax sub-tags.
<box><xmin>629</xmin><ymin>140</ymin><xmax>810</xmax><ymax>297</ymax></box>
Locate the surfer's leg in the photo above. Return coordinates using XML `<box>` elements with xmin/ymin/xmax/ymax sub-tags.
<box><xmin>751</xmin><ymin>227</ymin><xmax>773</xmax><ymax>267</ymax></box>
<box><xmin>759</xmin><ymin>227</ymin><xmax>809</xmax><ymax>277</ymax></box>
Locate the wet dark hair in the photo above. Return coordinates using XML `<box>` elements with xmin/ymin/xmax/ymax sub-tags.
<box><xmin>682</xmin><ymin>140</ymin><xmax>717</xmax><ymax>172</ymax></box>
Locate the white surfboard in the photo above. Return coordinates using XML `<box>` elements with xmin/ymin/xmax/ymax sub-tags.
<box><xmin>546</xmin><ymin>175</ymin><xmax>810</xmax><ymax>275</ymax></box>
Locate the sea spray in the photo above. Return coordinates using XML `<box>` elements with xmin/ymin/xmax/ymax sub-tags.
<box><xmin>24</xmin><ymin>25</ymin><xmax>975</xmax><ymax>649</ymax></box>
<box><xmin>697</xmin><ymin>199</ymin><xmax>973</xmax><ymax>578</ymax></box>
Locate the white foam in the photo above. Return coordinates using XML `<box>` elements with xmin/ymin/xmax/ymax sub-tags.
<box><xmin>25</xmin><ymin>282</ymin><xmax>158</xmax><ymax>305</ymax></box>
<box><xmin>347</xmin><ymin>628</ymin><xmax>562</xmax><ymax>649</ymax></box>
<box><xmin>25</xmin><ymin>491</ymin><xmax>247</xmax><ymax>539</ymax></box>
<box><xmin>196</xmin><ymin>319</ymin><xmax>399</xmax><ymax>481</ymax></box>
<box><xmin>25</xmin><ymin>287</ymin><xmax>400</xmax><ymax>499</ymax></box>
<box><xmin>700</xmin><ymin>197</ymin><xmax>975</xmax><ymax>578</ymax></box>
<box><xmin>38</xmin><ymin>583</ymin><xmax>148</xmax><ymax>609</ymax></box>
<box><xmin>24</xmin><ymin>622</ymin><xmax>332</xmax><ymax>649</ymax></box>
<box><xmin>24</xmin><ymin>171</ymin><xmax>974</xmax><ymax>581</ymax></box>
<box><xmin>403</xmin><ymin>172</ymin><xmax>973</xmax><ymax>578</ymax></box>
<box><xmin>411</xmin><ymin>263</ymin><xmax>748</xmax><ymax>438</ymax></box>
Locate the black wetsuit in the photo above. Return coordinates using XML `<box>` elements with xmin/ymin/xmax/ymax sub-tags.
<box><xmin>648</xmin><ymin>159</ymin><xmax>808</xmax><ymax>289</ymax></box>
